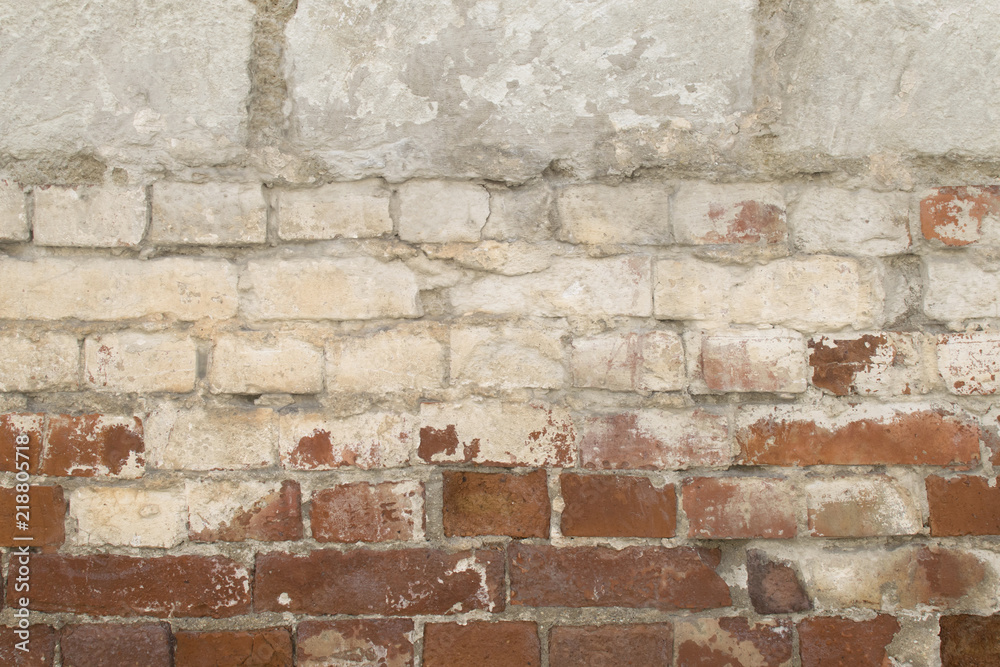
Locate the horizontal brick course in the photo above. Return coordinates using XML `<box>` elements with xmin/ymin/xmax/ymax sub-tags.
<box><xmin>560</xmin><ymin>473</ymin><xmax>676</xmax><ymax>538</ymax></box>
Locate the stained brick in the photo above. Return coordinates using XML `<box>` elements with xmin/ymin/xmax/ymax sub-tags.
<box><xmin>424</xmin><ymin>622</ymin><xmax>539</xmax><ymax>667</ymax></box>
<box><xmin>188</xmin><ymin>479</ymin><xmax>303</xmax><ymax>542</ymax></box>
<box><xmin>807</xmin><ymin>476</ymin><xmax>922</xmax><ymax>537</ymax></box>
<box><xmin>570</xmin><ymin>330</ymin><xmax>685</xmax><ymax>392</ymax></box>
<box><xmin>683</xmin><ymin>477</ymin><xmax>797</xmax><ymax>539</ymax></box>
<box><xmin>0</xmin><ymin>625</ymin><xmax>56</xmax><ymax>667</ymax></box>
<box><xmin>296</xmin><ymin>619</ymin><xmax>414</xmax><ymax>667</ymax></box>
<box><xmin>509</xmin><ymin>544</ymin><xmax>730</xmax><ymax>611</ymax></box>
<box><xmin>0</xmin><ymin>414</ymin><xmax>43</xmax><ymax>473</ymax></box>
<box><xmin>548</xmin><ymin>624</ymin><xmax>673</xmax><ymax>667</ymax></box>
<box><xmin>927</xmin><ymin>475</ymin><xmax>1000</xmax><ymax>536</ymax></box>
<box><xmin>580</xmin><ymin>409</ymin><xmax>731</xmax><ymax>470</ymax></box>
<box><xmin>84</xmin><ymin>332</ymin><xmax>197</xmax><ymax>393</ymax></box>
<box><xmin>279</xmin><ymin>412</ymin><xmax>413</xmax><ymax>470</ymax></box>
<box><xmin>675</xmin><ymin>618</ymin><xmax>793</xmax><ymax>667</ymax></box>
<box><xmin>798</xmin><ymin>616</ymin><xmax>900</xmax><ymax>667</ymax></box>
<box><xmin>0</xmin><ymin>486</ymin><xmax>65</xmax><ymax>547</ymax></box>
<box><xmin>808</xmin><ymin>332</ymin><xmax>933</xmax><ymax>396</ymax></box>
<box><xmin>173</xmin><ymin>628</ymin><xmax>293</xmax><ymax>667</ymax></box>
<box><xmin>920</xmin><ymin>185</ymin><xmax>1000</xmax><ymax>246</ymax></box>
<box><xmin>443</xmin><ymin>470</ymin><xmax>549</xmax><ymax>538</ymax></box>
<box><xmin>939</xmin><ymin>614</ymin><xmax>1000</xmax><ymax>667</ymax></box>
<box><xmin>59</xmin><ymin>623</ymin><xmax>171</xmax><ymax>667</ymax></box>
<box><xmin>41</xmin><ymin>414</ymin><xmax>144</xmax><ymax>478</ymax></box>
<box><xmin>700</xmin><ymin>329</ymin><xmax>807</xmax><ymax>393</ymax></box>
<box><xmin>747</xmin><ymin>550</ymin><xmax>811</xmax><ymax>614</ymax></box>
<box><xmin>559</xmin><ymin>473</ymin><xmax>675</xmax><ymax>538</ymax></box>
<box><xmin>937</xmin><ymin>333</ymin><xmax>1000</xmax><ymax>395</ymax></box>
<box><xmin>672</xmin><ymin>182</ymin><xmax>787</xmax><ymax>245</ymax></box>
<box><xmin>311</xmin><ymin>480</ymin><xmax>423</xmax><ymax>543</ymax></box>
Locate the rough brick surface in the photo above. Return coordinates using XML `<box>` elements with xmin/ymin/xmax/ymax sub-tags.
<box><xmin>0</xmin><ymin>486</ymin><xmax>65</xmax><ymax>547</ymax></box>
<box><xmin>747</xmin><ymin>550</ymin><xmax>811</xmax><ymax>614</ymax></box>
<box><xmin>451</xmin><ymin>322</ymin><xmax>566</xmax><ymax>390</ymax></box>
<box><xmin>924</xmin><ymin>257</ymin><xmax>1000</xmax><ymax>321</ymax></box>
<box><xmin>279</xmin><ymin>412</ymin><xmax>413</xmax><ymax>470</ymax></box>
<box><xmin>809</xmin><ymin>332</ymin><xmax>933</xmax><ymax>396</ymax></box>
<box><xmin>311</xmin><ymin>480</ymin><xmax>423</xmax><ymax>543</ymax></box>
<box><xmin>672</xmin><ymin>182</ymin><xmax>787</xmax><ymax>245</ymax></box>
<box><xmin>559</xmin><ymin>473</ymin><xmax>676</xmax><ymax>538</ymax></box>
<box><xmin>188</xmin><ymin>479</ymin><xmax>302</xmax><ymax>542</ymax></box>
<box><xmin>0</xmin><ymin>625</ymin><xmax>56</xmax><ymax>666</ymax></box>
<box><xmin>0</xmin><ymin>413</ymin><xmax>43</xmax><ymax>473</ymax></box>
<box><xmin>84</xmin><ymin>332</ymin><xmax>197</xmax><ymax>393</ymax></box>
<box><xmin>33</xmin><ymin>185</ymin><xmax>146</xmax><ymax>247</ymax></box>
<box><xmin>570</xmin><ymin>330</ymin><xmax>685</xmax><ymax>392</ymax></box>
<box><xmin>556</xmin><ymin>183</ymin><xmax>670</xmax><ymax>245</ymax></box>
<box><xmin>327</xmin><ymin>325</ymin><xmax>445</xmax><ymax>393</ymax></box>
<box><xmin>209</xmin><ymin>335</ymin><xmax>323</xmax><ymax>394</ymax></box>
<box><xmin>173</xmin><ymin>628</ymin><xmax>293</xmax><ymax>667</ymax></box>
<box><xmin>927</xmin><ymin>475</ymin><xmax>1000</xmax><ymax>536</ymax></box>
<box><xmin>59</xmin><ymin>623</ymin><xmax>172</xmax><ymax>667</ymax></box>
<box><xmin>296</xmin><ymin>619</ymin><xmax>414</xmax><ymax>667</ymax></box>
<box><xmin>939</xmin><ymin>615</ymin><xmax>1000</xmax><ymax>667</ymax></box>
<box><xmin>69</xmin><ymin>485</ymin><xmax>186</xmax><ymax>548</ymax></box>
<box><xmin>580</xmin><ymin>409</ymin><xmax>731</xmax><ymax>470</ymax></box>
<box><xmin>806</xmin><ymin>476</ymin><xmax>922</xmax><ymax>537</ymax></box>
<box><xmin>548</xmin><ymin>624</ymin><xmax>672</xmax><ymax>667</ymax></box>
<box><xmin>937</xmin><ymin>333</ymin><xmax>1000</xmax><ymax>395</ymax></box>
<box><xmin>0</xmin><ymin>333</ymin><xmax>79</xmax><ymax>392</ymax></box>
<box><xmin>150</xmin><ymin>406</ymin><xmax>276</xmax><ymax>471</ymax></box>
<box><xmin>442</xmin><ymin>469</ymin><xmax>549</xmax><ymax>538</ymax></box>
<box><xmin>791</xmin><ymin>187</ymin><xmax>911</xmax><ymax>255</ymax></box>
<box><xmin>423</xmin><ymin>622</ymin><xmax>539</xmax><ymax>667</ymax></box>
<box><xmin>921</xmin><ymin>186</ymin><xmax>1000</xmax><ymax>246</ymax></box>
<box><xmin>151</xmin><ymin>181</ymin><xmax>266</xmax><ymax>245</ymax></box>
<box><xmin>277</xmin><ymin>180</ymin><xmax>392</xmax><ymax>240</ymax></box>
<box><xmin>683</xmin><ymin>477</ymin><xmax>797</xmax><ymax>539</ymax></box>
<box><xmin>41</xmin><ymin>414</ymin><xmax>144</xmax><ymax>478</ymax></box>
<box><xmin>700</xmin><ymin>329</ymin><xmax>807</xmax><ymax>393</ymax></box>
<box><xmin>397</xmin><ymin>181</ymin><xmax>489</xmax><ymax>243</ymax></box>
<box><xmin>0</xmin><ymin>181</ymin><xmax>27</xmax><ymax>241</ymax></box>
<box><xmin>675</xmin><ymin>618</ymin><xmax>793</xmax><ymax>667</ymax></box>
<box><xmin>798</xmin><ymin>616</ymin><xmax>900</xmax><ymax>667</ymax></box>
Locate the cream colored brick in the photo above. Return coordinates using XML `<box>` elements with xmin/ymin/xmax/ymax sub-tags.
<box><xmin>147</xmin><ymin>405</ymin><xmax>277</xmax><ymax>470</ymax></box>
<box><xmin>699</xmin><ymin>329</ymin><xmax>807</xmax><ymax>393</ymax></box>
<box><xmin>186</xmin><ymin>478</ymin><xmax>293</xmax><ymax>539</ymax></box>
<box><xmin>808</xmin><ymin>332</ymin><xmax>935</xmax><ymax>396</ymax></box>
<box><xmin>240</xmin><ymin>258</ymin><xmax>421</xmax><ymax>321</ymax></box>
<box><xmin>84</xmin><ymin>332</ymin><xmax>197</xmax><ymax>393</ymax></box>
<box><xmin>570</xmin><ymin>330</ymin><xmax>685</xmax><ymax>392</ymax></box>
<box><xmin>209</xmin><ymin>335</ymin><xmax>323</xmax><ymax>394</ymax></box>
<box><xmin>0</xmin><ymin>257</ymin><xmax>238</xmax><ymax>321</ymax></box>
<box><xmin>451</xmin><ymin>322</ymin><xmax>566</xmax><ymax>390</ymax></box>
<box><xmin>805</xmin><ymin>475</ymin><xmax>922</xmax><ymax>537</ymax></box>
<box><xmin>397</xmin><ymin>180</ymin><xmax>489</xmax><ymax>243</ymax></box>
<box><xmin>326</xmin><ymin>326</ymin><xmax>444</xmax><ymax>393</ymax></box>
<box><xmin>150</xmin><ymin>181</ymin><xmax>266</xmax><ymax>245</ymax></box>
<box><xmin>70</xmin><ymin>485</ymin><xmax>186</xmax><ymax>548</ymax></box>
<box><xmin>0</xmin><ymin>333</ymin><xmax>78</xmax><ymax>392</ymax></box>
<box><xmin>0</xmin><ymin>181</ymin><xmax>28</xmax><ymax>241</ymax></box>
<box><xmin>482</xmin><ymin>184</ymin><xmax>553</xmax><ymax>241</ymax></box>
<box><xmin>279</xmin><ymin>412</ymin><xmax>414</xmax><ymax>470</ymax></box>
<box><xmin>556</xmin><ymin>183</ymin><xmax>670</xmax><ymax>245</ymax></box>
<box><xmin>937</xmin><ymin>332</ymin><xmax>1000</xmax><ymax>395</ymax></box>
<box><xmin>277</xmin><ymin>180</ymin><xmax>392</xmax><ymax>240</ymax></box>
<box><xmin>33</xmin><ymin>185</ymin><xmax>146</xmax><ymax>247</ymax></box>
<box><xmin>925</xmin><ymin>257</ymin><xmax>1000</xmax><ymax>323</ymax></box>
<box><xmin>790</xmin><ymin>187</ymin><xmax>911</xmax><ymax>255</ymax></box>
<box><xmin>672</xmin><ymin>182</ymin><xmax>786</xmax><ymax>245</ymax></box>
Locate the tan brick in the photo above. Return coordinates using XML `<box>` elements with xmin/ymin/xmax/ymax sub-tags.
<box><xmin>924</xmin><ymin>257</ymin><xmax>1000</xmax><ymax>322</ymax></box>
<box><xmin>580</xmin><ymin>409</ymin><xmax>731</xmax><ymax>470</ymax></box>
<box><xmin>397</xmin><ymin>180</ymin><xmax>489</xmax><ymax>243</ymax></box>
<box><xmin>482</xmin><ymin>184</ymin><xmax>553</xmax><ymax>242</ymax></box>
<box><xmin>0</xmin><ymin>180</ymin><xmax>28</xmax><ymax>241</ymax></box>
<box><xmin>208</xmin><ymin>334</ymin><xmax>323</xmax><ymax>394</ymax></box>
<box><xmin>277</xmin><ymin>180</ymin><xmax>392</xmax><ymax>240</ymax></box>
<box><xmin>570</xmin><ymin>330</ymin><xmax>685</xmax><ymax>392</ymax></box>
<box><xmin>682</xmin><ymin>476</ymin><xmax>798</xmax><ymax>539</ymax></box>
<box><xmin>672</xmin><ymin>182</ymin><xmax>786</xmax><ymax>245</ymax></box>
<box><xmin>699</xmin><ymin>329</ymin><xmax>807</xmax><ymax>393</ymax></box>
<box><xmin>33</xmin><ymin>185</ymin><xmax>146</xmax><ymax>247</ymax></box>
<box><xmin>675</xmin><ymin>618</ymin><xmax>792</xmax><ymax>667</ymax></box>
<box><xmin>0</xmin><ymin>257</ymin><xmax>238</xmax><ymax>321</ymax></box>
<box><xmin>937</xmin><ymin>332</ymin><xmax>1000</xmax><ymax>395</ymax></box>
<box><xmin>240</xmin><ymin>258</ymin><xmax>421</xmax><ymax>321</ymax></box>
<box><xmin>451</xmin><ymin>322</ymin><xmax>566</xmax><ymax>390</ymax></box>
<box><xmin>790</xmin><ymin>187</ymin><xmax>911</xmax><ymax>255</ymax></box>
<box><xmin>556</xmin><ymin>182</ymin><xmax>670</xmax><ymax>245</ymax></box>
<box><xmin>326</xmin><ymin>325</ymin><xmax>445</xmax><ymax>393</ymax></box>
<box><xmin>297</xmin><ymin>619</ymin><xmax>414</xmax><ymax>667</ymax></box>
<box><xmin>311</xmin><ymin>480</ymin><xmax>423</xmax><ymax>542</ymax></box>
<box><xmin>150</xmin><ymin>181</ymin><xmax>266</xmax><ymax>245</ymax></box>
<box><xmin>806</xmin><ymin>476</ymin><xmax>922</xmax><ymax>537</ymax></box>
<box><xmin>84</xmin><ymin>332</ymin><xmax>197</xmax><ymax>393</ymax></box>
<box><xmin>0</xmin><ymin>333</ymin><xmax>78</xmax><ymax>392</ymax></box>
<box><xmin>69</xmin><ymin>485</ymin><xmax>186</xmax><ymax>548</ymax></box>
<box><xmin>148</xmin><ymin>405</ymin><xmax>277</xmax><ymax>470</ymax></box>
<box><xmin>809</xmin><ymin>332</ymin><xmax>935</xmax><ymax>396</ymax></box>
<box><xmin>187</xmin><ymin>479</ymin><xmax>302</xmax><ymax>542</ymax></box>
<box><xmin>279</xmin><ymin>412</ymin><xmax>414</xmax><ymax>470</ymax></box>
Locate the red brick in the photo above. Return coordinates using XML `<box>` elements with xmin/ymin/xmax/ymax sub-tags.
<box><xmin>580</xmin><ymin>409</ymin><xmax>731</xmax><ymax>470</ymax></box>
<box><xmin>683</xmin><ymin>477</ymin><xmax>797</xmax><ymax>539</ymax></box>
<box><xmin>939</xmin><ymin>614</ymin><xmax>1000</xmax><ymax>667</ymax></box>
<box><xmin>747</xmin><ymin>549</ymin><xmax>811</xmax><ymax>614</ymax></box>
<box><xmin>927</xmin><ymin>475</ymin><xmax>1000</xmax><ymax>536</ymax></box>
<box><xmin>701</xmin><ymin>330</ymin><xmax>806</xmax><ymax>393</ymax></box>
<box><xmin>676</xmin><ymin>618</ymin><xmax>793</xmax><ymax>667</ymax></box>
<box><xmin>937</xmin><ymin>333</ymin><xmax>1000</xmax><ymax>395</ymax></box>
<box><xmin>560</xmin><ymin>473</ymin><xmax>675</xmax><ymax>538</ymax></box>
<box><xmin>10</xmin><ymin>554</ymin><xmax>250</xmax><ymax>618</ymax></box>
<box><xmin>808</xmin><ymin>333</ymin><xmax>929</xmax><ymax>396</ymax></box>
<box><xmin>921</xmin><ymin>185</ymin><xmax>1000</xmax><ymax>246</ymax></box>
<box><xmin>0</xmin><ymin>486</ymin><xmax>65</xmax><ymax>547</ymax></box>
<box><xmin>0</xmin><ymin>625</ymin><xmax>56</xmax><ymax>667</ymax></box>
<box><xmin>443</xmin><ymin>470</ymin><xmax>549</xmax><ymax>538</ymax></box>
<box><xmin>174</xmin><ymin>628</ymin><xmax>293</xmax><ymax>667</ymax></box>
<box><xmin>190</xmin><ymin>479</ymin><xmax>303</xmax><ymax>542</ymax></box>
<box><xmin>548</xmin><ymin>624</ymin><xmax>672</xmax><ymax>666</ymax></box>
<box><xmin>311</xmin><ymin>480</ymin><xmax>423</xmax><ymax>543</ymax></box>
<box><xmin>40</xmin><ymin>414</ymin><xmax>144</xmax><ymax>477</ymax></box>
<box><xmin>798</xmin><ymin>616</ymin><xmax>900</xmax><ymax>667</ymax></box>
<box><xmin>296</xmin><ymin>619</ymin><xmax>413</xmax><ymax>667</ymax></box>
<box><xmin>737</xmin><ymin>406</ymin><xmax>980</xmax><ymax>466</ymax></box>
<box><xmin>59</xmin><ymin>623</ymin><xmax>171</xmax><ymax>667</ymax></box>
<box><xmin>901</xmin><ymin>547</ymin><xmax>987</xmax><ymax>609</ymax></box>
<box><xmin>254</xmin><ymin>548</ymin><xmax>504</xmax><ymax>615</ymax></box>
<box><xmin>509</xmin><ymin>544</ymin><xmax>730</xmax><ymax>611</ymax></box>
<box><xmin>423</xmin><ymin>622</ymin><xmax>539</xmax><ymax>667</ymax></box>
<box><xmin>0</xmin><ymin>414</ymin><xmax>43</xmax><ymax>474</ymax></box>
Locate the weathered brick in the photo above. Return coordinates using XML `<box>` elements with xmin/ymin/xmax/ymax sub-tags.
<box><xmin>699</xmin><ymin>329</ymin><xmax>807</xmax><ymax>393</ymax></box>
<box><xmin>13</xmin><ymin>554</ymin><xmax>251</xmax><ymax>617</ymax></box>
<box><xmin>809</xmin><ymin>332</ymin><xmax>934</xmax><ymax>396</ymax></box>
<box><xmin>683</xmin><ymin>477</ymin><xmax>797</xmax><ymax>539</ymax></box>
<box><xmin>279</xmin><ymin>412</ymin><xmax>413</xmax><ymax>470</ymax></box>
<box><xmin>481</xmin><ymin>184</ymin><xmax>553</xmax><ymax>242</ymax></box>
<box><xmin>921</xmin><ymin>186</ymin><xmax>1000</xmax><ymax>246</ymax></box>
<box><xmin>443</xmin><ymin>470</ymin><xmax>549</xmax><ymax>538</ymax></box>
<box><xmin>33</xmin><ymin>185</ymin><xmax>146</xmax><ymax>247</ymax></box>
<box><xmin>548</xmin><ymin>624</ymin><xmax>672</xmax><ymax>667</ymax></box>
<box><xmin>927</xmin><ymin>475</ymin><xmax>1000</xmax><ymax>537</ymax></box>
<box><xmin>397</xmin><ymin>180</ymin><xmax>489</xmax><ymax>243</ymax></box>
<box><xmin>149</xmin><ymin>405</ymin><xmax>276</xmax><ymax>470</ymax></box>
<box><xmin>451</xmin><ymin>322</ymin><xmax>566</xmax><ymax>390</ymax></box>
<box><xmin>807</xmin><ymin>476</ymin><xmax>922</xmax><ymax>537</ymax></box>
<box><xmin>937</xmin><ymin>332</ymin><xmax>1000</xmax><ymax>395</ymax></box>
<box><xmin>509</xmin><ymin>544</ymin><xmax>730</xmax><ymax>611</ymax></box>
<box><xmin>0</xmin><ymin>181</ymin><xmax>28</xmax><ymax>241</ymax></box>
<box><xmin>0</xmin><ymin>413</ymin><xmax>43</xmax><ymax>473</ymax></box>
<box><xmin>59</xmin><ymin>623</ymin><xmax>171</xmax><ymax>667</ymax></box>
<box><xmin>673</xmin><ymin>182</ymin><xmax>786</xmax><ymax>245</ymax></box>
<box><xmin>69</xmin><ymin>485</ymin><xmax>186</xmax><ymax>548</ymax></box>
<box><xmin>41</xmin><ymin>414</ymin><xmax>144</xmax><ymax>477</ymax></box>
<box><xmin>0</xmin><ymin>333</ymin><xmax>78</xmax><ymax>392</ymax></box>
<box><xmin>736</xmin><ymin>404</ymin><xmax>980</xmax><ymax>466</ymax></box>
<box><xmin>326</xmin><ymin>325</ymin><xmax>445</xmax><ymax>393</ymax></box>
<box><xmin>188</xmin><ymin>479</ymin><xmax>302</xmax><ymax>542</ymax></box>
<box><xmin>173</xmin><ymin>628</ymin><xmax>293</xmax><ymax>667</ymax></box>
<box><xmin>924</xmin><ymin>257</ymin><xmax>1000</xmax><ymax>322</ymax></box>
<box><xmin>254</xmin><ymin>548</ymin><xmax>503</xmax><ymax>615</ymax></box>
<box><xmin>654</xmin><ymin>256</ymin><xmax>881</xmax><ymax>329</ymax></box>
<box><xmin>798</xmin><ymin>616</ymin><xmax>900</xmax><ymax>667</ymax></box>
<box><xmin>939</xmin><ymin>614</ymin><xmax>1000</xmax><ymax>667</ymax></box>
<box><xmin>277</xmin><ymin>180</ymin><xmax>392</xmax><ymax>240</ymax></box>
<box><xmin>84</xmin><ymin>332</ymin><xmax>197</xmax><ymax>393</ymax></box>
<box><xmin>580</xmin><ymin>409</ymin><xmax>731</xmax><ymax>470</ymax></box>
<box><xmin>791</xmin><ymin>187</ymin><xmax>911</xmax><ymax>255</ymax></box>
<box><xmin>556</xmin><ymin>183</ymin><xmax>670</xmax><ymax>245</ymax></box>
<box><xmin>151</xmin><ymin>181</ymin><xmax>266</xmax><ymax>245</ymax></box>
<box><xmin>424</xmin><ymin>622</ymin><xmax>539</xmax><ymax>667</ymax></box>
<box><xmin>0</xmin><ymin>257</ymin><xmax>238</xmax><ymax>321</ymax></box>
<box><xmin>675</xmin><ymin>618</ymin><xmax>793</xmax><ymax>667</ymax></box>
<box><xmin>208</xmin><ymin>335</ymin><xmax>323</xmax><ymax>394</ymax></box>
<box><xmin>570</xmin><ymin>330</ymin><xmax>685</xmax><ymax>392</ymax></box>
<box><xmin>747</xmin><ymin>550</ymin><xmax>811</xmax><ymax>614</ymax></box>
<box><xmin>311</xmin><ymin>480</ymin><xmax>423</xmax><ymax>543</ymax></box>
<box><xmin>297</xmin><ymin>619</ymin><xmax>414</xmax><ymax>667</ymax></box>
<box><xmin>559</xmin><ymin>473</ymin><xmax>675</xmax><ymax>538</ymax></box>
<box><xmin>0</xmin><ymin>486</ymin><xmax>65</xmax><ymax>547</ymax></box>
<box><xmin>451</xmin><ymin>256</ymin><xmax>652</xmax><ymax>317</ymax></box>
<box><xmin>240</xmin><ymin>258</ymin><xmax>421</xmax><ymax>321</ymax></box>
<box><xmin>0</xmin><ymin>624</ymin><xmax>56</xmax><ymax>666</ymax></box>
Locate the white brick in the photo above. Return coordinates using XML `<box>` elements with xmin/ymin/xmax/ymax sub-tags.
<box><xmin>451</xmin><ymin>322</ymin><xmax>566</xmax><ymax>390</ymax></box>
<box><xmin>148</xmin><ymin>405</ymin><xmax>277</xmax><ymax>470</ymax></box>
<box><xmin>397</xmin><ymin>180</ymin><xmax>489</xmax><ymax>243</ymax></box>
<box><xmin>937</xmin><ymin>333</ymin><xmax>1000</xmax><ymax>395</ymax></box>
<box><xmin>570</xmin><ymin>331</ymin><xmax>685</xmax><ymax>392</ymax></box>
<box><xmin>0</xmin><ymin>181</ymin><xmax>28</xmax><ymax>241</ymax></box>
<box><xmin>240</xmin><ymin>258</ymin><xmax>422</xmax><ymax>321</ymax></box>
<box><xmin>0</xmin><ymin>333</ymin><xmax>78</xmax><ymax>392</ymax></box>
<box><xmin>84</xmin><ymin>332</ymin><xmax>197</xmax><ymax>393</ymax></box>
<box><xmin>33</xmin><ymin>185</ymin><xmax>146</xmax><ymax>247</ymax></box>
<box><xmin>451</xmin><ymin>256</ymin><xmax>652</xmax><ymax>317</ymax></box>
<box><xmin>925</xmin><ymin>257</ymin><xmax>1000</xmax><ymax>322</ymax></box>
<box><xmin>279</xmin><ymin>412</ymin><xmax>414</xmax><ymax>470</ymax></box>
<box><xmin>790</xmin><ymin>187</ymin><xmax>911</xmax><ymax>255</ymax></box>
<box><xmin>556</xmin><ymin>183</ymin><xmax>670</xmax><ymax>245</ymax></box>
<box><xmin>150</xmin><ymin>182</ymin><xmax>266</xmax><ymax>245</ymax></box>
<box><xmin>699</xmin><ymin>329</ymin><xmax>807</xmax><ymax>393</ymax></box>
<box><xmin>277</xmin><ymin>180</ymin><xmax>392</xmax><ymax>240</ymax></box>
<box><xmin>0</xmin><ymin>257</ymin><xmax>238</xmax><ymax>321</ymax></box>
<box><xmin>70</xmin><ymin>485</ymin><xmax>186</xmax><ymax>548</ymax></box>
<box><xmin>326</xmin><ymin>325</ymin><xmax>445</xmax><ymax>393</ymax></box>
<box><xmin>672</xmin><ymin>182</ymin><xmax>787</xmax><ymax>245</ymax></box>
<box><xmin>209</xmin><ymin>335</ymin><xmax>323</xmax><ymax>394</ymax></box>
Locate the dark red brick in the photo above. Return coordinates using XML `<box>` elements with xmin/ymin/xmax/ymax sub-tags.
<box><xmin>927</xmin><ymin>475</ymin><xmax>1000</xmax><ymax>536</ymax></box>
<box><xmin>940</xmin><ymin>614</ymin><xmax>1000</xmax><ymax>667</ymax></box>
<box><xmin>798</xmin><ymin>616</ymin><xmax>900</xmax><ymax>667</ymax></box>
<box><xmin>560</xmin><ymin>473</ymin><xmax>675</xmax><ymax>538</ymax></box>
<box><xmin>676</xmin><ymin>617</ymin><xmax>793</xmax><ymax>667</ymax></box>
<box><xmin>920</xmin><ymin>186</ymin><xmax>1000</xmax><ymax>246</ymax></box>
<box><xmin>0</xmin><ymin>414</ymin><xmax>43</xmax><ymax>474</ymax></box>
<box><xmin>683</xmin><ymin>477</ymin><xmax>797</xmax><ymax>539</ymax></box>
<box><xmin>808</xmin><ymin>333</ymin><xmax>894</xmax><ymax>396</ymax></box>
<box><xmin>0</xmin><ymin>486</ymin><xmax>65</xmax><ymax>548</ymax></box>
<box><xmin>0</xmin><ymin>625</ymin><xmax>56</xmax><ymax>666</ymax></box>
<box><xmin>424</xmin><ymin>622</ymin><xmax>539</xmax><ymax>667</ymax></box>
<box><xmin>190</xmin><ymin>480</ymin><xmax>303</xmax><ymax>542</ymax></box>
<box><xmin>60</xmin><ymin>623</ymin><xmax>171</xmax><ymax>667</ymax></box>
<box><xmin>311</xmin><ymin>480</ymin><xmax>423</xmax><ymax>543</ymax></box>
<box><xmin>40</xmin><ymin>414</ymin><xmax>144</xmax><ymax>477</ymax></box>
<box><xmin>548</xmin><ymin>624</ymin><xmax>672</xmax><ymax>666</ymax></box>
<box><xmin>899</xmin><ymin>546</ymin><xmax>986</xmax><ymax>609</ymax></box>
<box><xmin>747</xmin><ymin>549</ymin><xmax>811</xmax><ymax>614</ymax></box>
<box><xmin>174</xmin><ymin>628</ymin><xmax>293</xmax><ymax>667</ymax></box>
<box><xmin>443</xmin><ymin>470</ymin><xmax>549</xmax><ymax>538</ymax></box>
<box><xmin>296</xmin><ymin>619</ymin><xmax>413</xmax><ymax>667</ymax></box>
